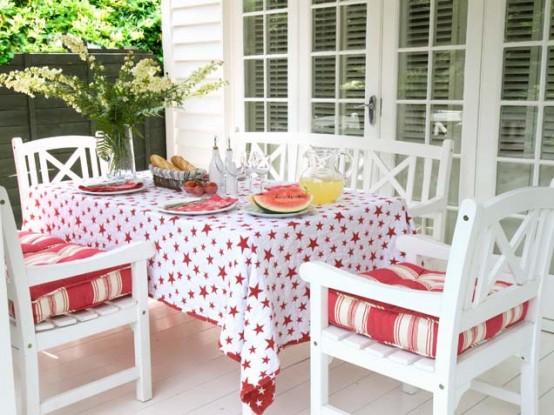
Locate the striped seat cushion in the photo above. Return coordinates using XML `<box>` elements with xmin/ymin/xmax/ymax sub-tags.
<box><xmin>329</xmin><ymin>262</ymin><xmax>528</xmax><ymax>358</ymax></box>
<box><xmin>18</xmin><ymin>231</ymin><xmax>132</xmax><ymax>323</ymax></box>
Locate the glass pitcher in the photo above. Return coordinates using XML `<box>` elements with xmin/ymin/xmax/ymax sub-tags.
<box><xmin>298</xmin><ymin>147</ymin><xmax>353</xmax><ymax>204</ymax></box>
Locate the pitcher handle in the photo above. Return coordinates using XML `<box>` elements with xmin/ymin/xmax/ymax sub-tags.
<box><xmin>337</xmin><ymin>151</ymin><xmax>354</xmax><ymax>180</ymax></box>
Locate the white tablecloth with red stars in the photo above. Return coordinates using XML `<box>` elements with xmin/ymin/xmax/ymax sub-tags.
<box><xmin>22</xmin><ymin>172</ymin><xmax>413</xmax><ymax>414</ymax></box>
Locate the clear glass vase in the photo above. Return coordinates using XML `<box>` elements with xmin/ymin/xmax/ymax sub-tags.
<box><xmin>101</xmin><ymin>125</ymin><xmax>136</xmax><ymax>181</ymax></box>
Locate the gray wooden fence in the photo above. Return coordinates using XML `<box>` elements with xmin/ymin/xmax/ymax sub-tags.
<box><xmin>0</xmin><ymin>51</ymin><xmax>166</xmax><ymax>226</ymax></box>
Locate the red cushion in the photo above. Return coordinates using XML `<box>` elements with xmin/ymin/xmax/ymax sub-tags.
<box><xmin>18</xmin><ymin>231</ymin><xmax>132</xmax><ymax>323</ymax></box>
<box><xmin>329</xmin><ymin>262</ymin><xmax>528</xmax><ymax>358</ymax></box>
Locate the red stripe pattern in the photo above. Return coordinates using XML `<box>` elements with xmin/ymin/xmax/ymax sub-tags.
<box><xmin>329</xmin><ymin>262</ymin><xmax>528</xmax><ymax>358</ymax></box>
<box><xmin>18</xmin><ymin>231</ymin><xmax>132</xmax><ymax>323</ymax></box>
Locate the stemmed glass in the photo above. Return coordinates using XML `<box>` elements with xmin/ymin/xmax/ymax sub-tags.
<box><xmin>240</xmin><ymin>151</ymin><xmax>256</xmax><ymax>192</ymax></box>
<box><xmin>224</xmin><ymin>156</ymin><xmax>245</xmax><ymax>196</ymax></box>
<box><xmin>253</xmin><ymin>152</ymin><xmax>271</xmax><ymax>192</ymax></box>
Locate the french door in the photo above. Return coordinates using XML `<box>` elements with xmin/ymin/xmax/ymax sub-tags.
<box><xmin>380</xmin><ymin>0</ymin><xmax>481</xmax><ymax>241</ymax></box>
<box><xmin>232</xmin><ymin>0</ymin><xmax>554</xmax><ymax>238</ymax></box>
<box><xmin>478</xmin><ymin>0</ymin><xmax>554</xmax><ymax>198</ymax></box>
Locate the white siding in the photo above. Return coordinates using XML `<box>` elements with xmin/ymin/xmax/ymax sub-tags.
<box><xmin>162</xmin><ymin>0</ymin><xmax>227</xmax><ymax>167</ymax></box>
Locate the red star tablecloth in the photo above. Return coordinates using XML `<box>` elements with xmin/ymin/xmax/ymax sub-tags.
<box><xmin>22</xmin><ymin>172</ymin><xmax>413</xmax><ymax>414</ymax></box>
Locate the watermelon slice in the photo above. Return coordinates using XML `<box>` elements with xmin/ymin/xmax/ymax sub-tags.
<box><xmin>251</xmin><ymin>187</ymin><xmax>313</xmax><ymax>214</ymax></box>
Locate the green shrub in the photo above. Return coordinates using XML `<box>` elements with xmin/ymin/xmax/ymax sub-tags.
<box><xmin>0</xmin><ymin>0</ymin><xmax>162</xmax><ymax>65</ymax></box>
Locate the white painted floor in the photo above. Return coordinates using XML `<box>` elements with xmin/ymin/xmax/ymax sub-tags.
<box><xmin>17</xmin><ymin>299</ymin><xmax>554</xmax><ymax>414</ymax></box>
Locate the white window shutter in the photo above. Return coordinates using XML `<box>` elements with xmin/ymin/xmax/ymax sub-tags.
<box><xmin>162</xmin><ymin>0</ymin><xmax>226</xmax><ymax>167</ymax></box>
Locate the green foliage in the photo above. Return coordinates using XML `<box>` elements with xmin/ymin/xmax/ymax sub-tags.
<box><xmin>0</xmin><ymin>0</ymin><xmax>162</xmax><ymax>65</ymax></box>
<box><xmin>0</xmin><ymin>35</ymin><xmax>226</xmax><ymax>160</ymax></box>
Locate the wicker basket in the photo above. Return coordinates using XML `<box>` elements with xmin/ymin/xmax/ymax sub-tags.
<box><xmin>149</xmin><ymin>165</ymin><xmax>207</xmax><ymax>191</ymax></box>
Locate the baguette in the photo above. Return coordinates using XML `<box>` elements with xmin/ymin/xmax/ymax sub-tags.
<box><xmin>171</xmin><ymin>155</ymin><xmax>197</xmax><ymax>171</ymax></box>
<box><xmin>150</xmin><ymin>154</ymin><xmax>179</xmax><ymax>171</ymax></box>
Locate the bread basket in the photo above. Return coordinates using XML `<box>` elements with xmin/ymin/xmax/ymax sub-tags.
<box><xmin>149</xmin><ymin>165</ymin><xmax>207</xmax><ymax>191</ymax></box>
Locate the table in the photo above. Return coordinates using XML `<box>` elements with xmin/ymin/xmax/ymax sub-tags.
<box><xmin>22</xmin><ymin>172</ymin><xmax>413</xmax><ymax>414</ymax></box>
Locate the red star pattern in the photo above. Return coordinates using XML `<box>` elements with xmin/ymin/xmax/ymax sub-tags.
<box><xmin>22</xmin><ymin>172</ymin><xmax>413</xmax><ymax>415</ymax></box>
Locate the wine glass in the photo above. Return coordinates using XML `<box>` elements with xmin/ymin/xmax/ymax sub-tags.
<box><xmin>253</xmin><ymin>152</ymin><xmax>271</xmax><ymax>192</ymax></box>
<box><xmin>225</xmin><ymin>156</ymin><xmax>244</xmax><ymax>196</ymax></box>
<box><xmin>240</xmin><ymin>151</ymin><xmax>256</xmax><ymax>192</ymax></box>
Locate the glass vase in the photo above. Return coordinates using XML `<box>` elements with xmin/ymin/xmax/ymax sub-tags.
<box><xmin>106</xmin><ymin>125</ymin><xmax>136</xmax><ymax>180</ymax></box>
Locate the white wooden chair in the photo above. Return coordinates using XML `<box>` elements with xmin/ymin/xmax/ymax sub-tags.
<box><xmin>230</xmin><ymin>132</ymin><xmax>299</xmax><ymax>182</ymax></box>
<box><xmin>12</xmin><ymin>136</ymin><xmax>108</xmax><ymax>213</ymax></box>
<box><xmin>361</xmin><ymin>139</ymin><xmax>453</xmax><ymax>241</ymax></box>
<box><xmin>300</xmin><ymin>185</ymin><xmax>554</xmax><ymax>415</ymax></box>
<box><xmin>0</xmin><ymin>185</ymin><xmax>155</xmax><ymax>414</ymax></box>
<box><xmin>0</xmin><ymin>215</ymin><xmax>17</xmax><ymax>415</ymax></box>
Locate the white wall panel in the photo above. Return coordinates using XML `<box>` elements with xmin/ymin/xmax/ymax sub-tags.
<box><xmin>173</xmin><ymin>43</ymin><xmax>222</xmax><ymax>61</ymax></box>
<box><xmin>173</xmin><ymin>24</ymin><xmax>222</xmax><ymax>43</ymax></box>
<box><xmin>162</xmin><ymin>0</ymin><xmax>227</xmax><ymax>168</ymax></box>
<box><xmin>171</xmin><ymin>5</ymin><xmax>221</xmax><ymax>26</ymax></box>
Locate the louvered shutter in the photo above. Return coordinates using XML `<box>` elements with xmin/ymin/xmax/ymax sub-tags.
<box><xmin>162</xmin><ymin>0</ymin><xmax>226</xmax><ymax>167</ymax></box>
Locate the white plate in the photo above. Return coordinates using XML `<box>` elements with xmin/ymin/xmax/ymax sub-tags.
<box><xmin>243</xmin><ymin>205</ymin><xmax>314</xmax><ymax>218</ymax></box>
<box><xmin>78</xmin><ymin>183</ymin><xmax>146</xmax><ymax>195</ymax></box>
<box><xmin>158</xmin><ymin>198</ymin><xmax>237</xmax><ymax>215</ymax></box>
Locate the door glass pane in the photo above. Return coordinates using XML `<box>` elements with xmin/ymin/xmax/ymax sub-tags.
<box><xmin>398</xmin><ymin>52</ymin><xmax>429</xmax><ymax>99</ymax></box>
<box><xmin>313</xmin><ymin>7</ymin><xmax>336</xmax><ymax>52</ymax></box>
<box><xmin>430</xmin><ymin>104</ymin><xmax>463</xmax><ymax>152</ymax></box>
<box><xmin>543</xmin><ymin>106</ymin><xmax>554</xmax><ymax>159</ymax></box>
<box><xmin>540</xmin><ymin>165</ymin><xmax>554</xmax><ymax>184</ymax></box>
<box><xmin>245</xmin><ymin>60</ymin><xmax>264</xmax><ymax>98</ymax></box>
<box><xmin>449</xmin><ymin>159</ymin><xmax>460</xmax><ymax>205</ymax></box>
<box><xmin>340</xmin><ymin>4</ymin><xmax>367</xmax><ymax>50</ymax></box>
<box><xmin>268</xmin><ymin>103</ymin><xmax>288</xmax><ymax>131</ymax></box>
<box><xmin>339</xmin><ymin>103</ymin><xmax>364</xmax><ymax>136</ymax></box>
<box><xmin>312</xmin><ymin>103</ymin><xmax>335</xmax><ymax>134</ymax></box>
<box><xmin>268</xmin><ymin>58</ymin><xmax>288</xmax><ymax>98</ymax></box>
<box><xmin>545</xmin><ymin>47</ymin><xmax>554</xmax><ymax>99</ymax></box>
<box><xmin>267</xmin><ymin>13</ymin><xmax>288</xmax><ymax>54</ymax></box>
<box><xmin>399</xmin><ymin>0</ymin><xmax>431</xmax><ymax>48</ymax></box>
<box><xmin>505</xmin><ymin>0</ymin><xmax>544</xmax><ymax>42</ymax></box>
<box><xmin>397</xmin><ymin>104</ymin><xmax>426</xmax><ymax>142</ymax></box>
<box><xmin>339</xmin><ymin>55</ymin><xmax>365</xmax><ymax>99</ymax></box>
<box><xmin>313</xmin><ymin>57</ymin><xmax>336</xmax><ymax>98</ymax></box>
<box><xmin>244</xmin><ymin>0</ymin><xmax>263</xmax><ymax>12</ymax></box>
<box><xmin>498</xmin><ymin>106</ymin><xmax>537</xmax><ymax>158</ymax></box>
<box><xmin>502</xmin><ymin>47</ymin><xmax>542</xmax><ymax>100</ymax></box>
<box><xmin>496</xmin><ymin>162</ymin><xmax>533</xmax><ymax>194</ymax></box>
<box><xmin>432</xmin><ymin>50</ymin><xmax>465</xmax><ymax>100</ymax></box>
<box><xmin>244</xmin><ymin>16</ymin><xmax>264</xmax><ymax>55</ymax></box>
<box><xmin>434</xmin><ymin>0</ymin><xmax>468</xmax><ymax>45</ymax></box>
<box><xmin>245</xmin><ymin>102</ymin><xmax>265</xmax><ymax>132</ymax></box>
<box><xmin>268</xmin><ymin>0</ymin><xmax>287</xmax><ymax>10</ymax></box>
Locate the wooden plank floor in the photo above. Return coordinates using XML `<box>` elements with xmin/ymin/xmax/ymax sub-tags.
<box><xmin>14</xmin><ymin>299</ymin><xmax>554</xmax><ymax>414</ymax></box>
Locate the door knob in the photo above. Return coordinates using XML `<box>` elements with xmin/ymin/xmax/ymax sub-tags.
<box><xmin>368</xmin><ymin>95</ymin><xmax>377</xmax><ymax>125</ymax></box>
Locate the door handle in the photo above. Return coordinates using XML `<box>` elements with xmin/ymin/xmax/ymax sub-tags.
<box><xmin>368</xmin><ymin>95</ymin><xmax>377</xmax><ymax>125</ymax></box>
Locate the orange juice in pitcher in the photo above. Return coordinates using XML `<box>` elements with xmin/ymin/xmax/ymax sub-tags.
<box><xmin>299</xmin><ymin>177</ymin><xmax>344</xmax><ymax>204</ymax></box>
<box><xmin>298</xmin><ymin>147</ymin><xmax>352</xmax><ymax>204</ymax></box>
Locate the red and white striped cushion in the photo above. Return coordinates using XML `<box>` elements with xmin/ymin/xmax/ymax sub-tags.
<box><xmin>18</xmin><ymin>231</ymin><xmax>132</xmax><ymax>323</ymax></box>
<box><xmin>19</xmin><ymin>230</ymin><xmax>66</xmax><ymax>254</ymax></box>
<box><xmin>329</xmin><ymin>262</ymin><xmax>528</xmax><ymax>358</ymax></box>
